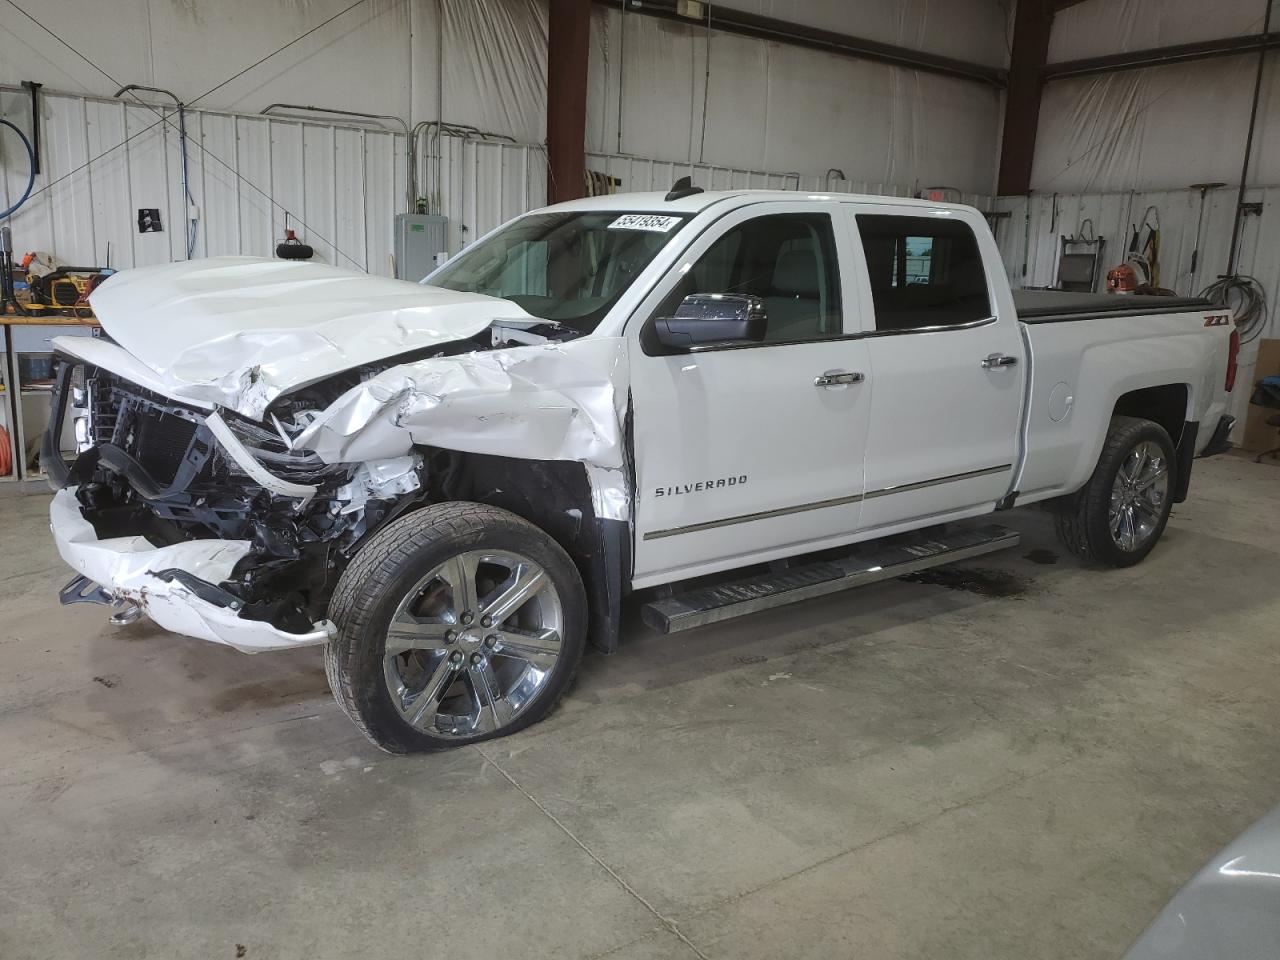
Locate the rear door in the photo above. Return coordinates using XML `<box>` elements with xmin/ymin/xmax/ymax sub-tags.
<box><xmin>848</xmin><ymin>207</ymin><xmax>1025</xmax><ymax>531</ymax></box>
<box><xmin>628</xmin><ymin>202</ymin><xmax>873</xmax><ymax>586</ymax></box>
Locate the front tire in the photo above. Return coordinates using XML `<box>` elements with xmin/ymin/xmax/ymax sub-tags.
<box><xmin>325</xmin><ymin>502</ymin><xmax>586</xmax><ymax>753</ymax></box>
<box><xmin>1054</xmin><ymin>415</ymin><xmax>1176</xmax><ymax>567</ymax></box>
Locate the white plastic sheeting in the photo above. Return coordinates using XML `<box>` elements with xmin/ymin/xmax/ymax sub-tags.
<box><xmin>439</xmin><ymin>0</ymin><xmax>547</xmax><ymax>144</ymax></box>
<box><xmin>990</xmin><ymin>185</ymin><xmax>1280</xmax><ymax>433</ymax></box>
<box><xmin>586</xmin><ymin>3</ymin><xmax>1005</xmax><ymax>196</ymax></box>
<box><xmin>0</xmin><ymin>0</ymin><xmax>418</xmax><ymax>118</ymax></box>
<box><xmin>714</xmin><ymin>0</ymin><xmax>1010</xmax><ymax>68</ymax></box>
<box><xmin>1032</xmin><ymin>55</ymin><xmax>1280</xmax><ymax>193</ymax></box>
<box><xmin>1047</xmin><ymin>0</ymin><xmax>1270</xmax><ymax>64</ymax></box>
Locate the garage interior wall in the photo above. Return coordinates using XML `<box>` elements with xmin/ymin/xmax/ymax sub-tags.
<box><xmin>586</xmin><ymin>0</ymin><xmax>1008</xmax><ymax>197</ymax></box>
<box><xmin>1</xmin><ymin>0</ymin><xmax>1010</xmax><ymax>278</ymax></box>
<box><xmin>993</xmin><ymin>0</ymin><xmax>1280</xmax><ymax>430</ymax></box>
<box><xmin>0</xmin><ymin>0</ymin><xmax>555</xmax><ymax>274</ymax></box>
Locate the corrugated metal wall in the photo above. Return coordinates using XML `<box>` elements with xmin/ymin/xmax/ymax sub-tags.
<box><xmin>1</xmin><ymin>85</ymin><xmax>409</xmax><ymax>276</ymax></box>
<box><xmin>991</xmin><ymin>186</ymin><xmax>1280</xmax><ymax>429</ymax></box>
<box><xmin>425</xmin><ymin>133</ymin><xmax>549</xmax><ymax>254</ymax></box>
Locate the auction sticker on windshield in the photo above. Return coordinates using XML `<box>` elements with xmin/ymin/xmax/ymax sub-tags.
<box><xmin>608</xmin><ymin>214</ymin><xmax>682</xmax><ymax>232</ymax></box>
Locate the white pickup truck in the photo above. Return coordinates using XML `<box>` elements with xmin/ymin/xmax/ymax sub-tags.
<box><xmin>43</xmin><ymin>183</ymin><xmax>1238</xmax><ymax>752</ymax></box>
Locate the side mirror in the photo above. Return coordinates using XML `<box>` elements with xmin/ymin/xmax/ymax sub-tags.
<box><xmin>653</xmin><ymin>294</ymin><xmax>767</xmax><ymax>351</ymax></box>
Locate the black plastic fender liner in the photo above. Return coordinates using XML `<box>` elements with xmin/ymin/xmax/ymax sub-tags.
<box><xmin>589</xmin><ymin>517</ymin><xmax>629</xmax><ymax>654</ymax></box>
<box><xmin>420</xmin><ymin>448</ymin><xmax>630</xmax><ymax>655</ymax></box>
<box><xmin>1199</xmin><ymin>415</ymin><xmax>1235</xmax><ymax>459</ymax></box>
<box><xmin>1174</xmin><ymin>420</ymin><xmax>1199</xmax><ymax>503</ymax></box>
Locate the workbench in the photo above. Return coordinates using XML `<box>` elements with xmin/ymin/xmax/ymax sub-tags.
<box><xmin>1</xmin><ymin>315</ymin><xmax>99</xmax><ymax>484</ymax></box>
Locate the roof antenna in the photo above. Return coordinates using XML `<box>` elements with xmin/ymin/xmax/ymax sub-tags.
<box><xmin>665</xmin><ymin>176</ymin><xmax>704</xmax><ymax>201</ymax></box>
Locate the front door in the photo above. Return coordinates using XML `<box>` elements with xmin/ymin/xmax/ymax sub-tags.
<box><xmin>628</xmin><ymin>203</ymin><xmax>873</xmax><ymax>586</ymax></box>
<box><xmin>849</xmin><ymin>208</ymin><xmax>1025</xmax><ymax>531</ymax></box>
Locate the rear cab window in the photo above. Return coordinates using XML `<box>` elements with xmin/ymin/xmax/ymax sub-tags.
<box><xmin>855</xmin><ymin>214</ymin><xmax>992</xmax><ymax>332</ymax></box>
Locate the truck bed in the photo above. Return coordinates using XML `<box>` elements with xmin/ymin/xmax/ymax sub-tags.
<box><xmin>1014</xmin><ymin>289</ymin><xmax>1212</xmax><ymax>323</ymax></box>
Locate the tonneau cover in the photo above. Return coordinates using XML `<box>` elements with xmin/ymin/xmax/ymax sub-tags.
<box><xmin>1014</xmin><ymin>288</ymin><xmax>1212</xmax><ymax>322</ymax></box>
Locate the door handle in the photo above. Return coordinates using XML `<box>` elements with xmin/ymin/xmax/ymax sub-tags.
<box><xmin>814</xmin><ymin>370</ymin><xmax>865</xmax><ymax>387</ymax></box>
<box><xmin>981</xmin><ymin>353</ymin><xmax>1018</xmax><ymax>369</ymax></box>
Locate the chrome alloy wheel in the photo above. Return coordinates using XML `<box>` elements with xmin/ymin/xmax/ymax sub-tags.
<box><xmin>382</xmin><ymin>550</ymin><xmax>564</xmax><ymax>739</ymax></box>
<box><xmin>1109</xmin><ymin>440</ymin><xmax>1170</xmax><ymax>551</ymax></box>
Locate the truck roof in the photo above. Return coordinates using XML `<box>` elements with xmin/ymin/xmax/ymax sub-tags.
<box><xmin>540</xmin><ymin>189</ymin><xmax>978</xmax><ymax>216</ymax></box>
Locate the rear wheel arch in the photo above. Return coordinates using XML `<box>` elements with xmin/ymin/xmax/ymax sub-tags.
<box><xmin>1055</xmin><ymin>415</ymin><xmax>1176</xmax><ymax>567</ymax></box>
<box><xmin>1111</xmin><ymin>383</ymin><xmax>1191</xmax><ymax>447</ymax></box>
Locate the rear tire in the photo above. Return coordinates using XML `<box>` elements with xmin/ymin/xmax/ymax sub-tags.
<box><xmin>325</xmin><ymin>502</ymin><xmax>586</xmax><ymax>754</ymax></box>
<box><xmin>1054</xmin><ymin>415</ymin><xmax>1176</xmax><ymax>567</ymax></box>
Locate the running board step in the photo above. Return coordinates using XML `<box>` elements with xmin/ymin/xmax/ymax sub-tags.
<box><xmin>640</xmin><ymin>523</ymin><xmax>1020</xmax><ymax>634</ymax></box>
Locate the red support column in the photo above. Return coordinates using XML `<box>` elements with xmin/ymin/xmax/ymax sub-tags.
<box><xmin>547</xmin><ymin>0</ymin><xmax>592</xmax><ymax>203</ymax></box>
<box><xmin>996</xmin><ymin>0</ymin><xmax>1055</xmax><ymax>196</ymax></box>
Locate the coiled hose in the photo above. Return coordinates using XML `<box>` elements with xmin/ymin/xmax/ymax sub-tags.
<box><xmin>1201</xmin><ymin>274</ymin><xmax>1269</xmax><ymax>345</ymax></box>
<box><xmin>0</xmin><ymin>118</ymin><xmax>36</xmax><ymax>220</ymax></box>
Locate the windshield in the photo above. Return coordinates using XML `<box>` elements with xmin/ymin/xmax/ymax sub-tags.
<box><xmin>427</xmin><ymin>211</ymin><xmax>691</xmax><ymax>333</ymax></box>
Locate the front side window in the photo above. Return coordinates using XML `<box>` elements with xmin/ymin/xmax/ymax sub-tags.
<box><xmin>655</xmin><ymin>213</ymin><xmax>843</xmax><ymax>344</ymax></box>
<box><xmin>429</xmin><ymin>211</ymin><xmax>691</xmax><ymax>333</ymax></box>
<box><xmin>856</xmin><ymin>214</ymin><xmax>990</xmax><ymax>332</ymax></box>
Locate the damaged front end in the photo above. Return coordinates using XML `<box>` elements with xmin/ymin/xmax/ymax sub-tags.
<box><xmin>43</xmin><ymin>361</ymin><xmax>427</xmax><ymax>651</ymax></box>
<box><xmin>42</xmin><ymin>254</ymin><xmax>638</xmax><ymax>656</ymax></box>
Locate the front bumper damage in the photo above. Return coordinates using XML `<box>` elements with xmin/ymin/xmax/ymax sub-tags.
<box><xmin>50</xmin><ymin>488</ymin><xmax>334</xmax><ymax>652</ymax></box>
<box><xmin>41</xmin><ymin>360</ymin><xmax>345</xmax><ymax>652</ymax></box>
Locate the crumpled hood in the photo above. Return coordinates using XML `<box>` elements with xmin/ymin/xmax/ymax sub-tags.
<box><xmin>87</xmin><ymin>256</ymin><xmax>532</xmax><ymax>419</ymax></box>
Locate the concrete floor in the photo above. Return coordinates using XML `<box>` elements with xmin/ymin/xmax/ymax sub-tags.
<box><xmin>1</xmin><ymin>454</ymin><xmax>1278</xmax><ymax>960</ymax></box>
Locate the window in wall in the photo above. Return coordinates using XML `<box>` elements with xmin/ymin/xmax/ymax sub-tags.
<box><xmin>655</xmin><ymin>213</ymin><xmax>842</xmax><ymax>344</ymax></box>
<box><xmin>856</xmin><ymin>215</ymin><xmax>990</xmax><ymax>331</ymax></box>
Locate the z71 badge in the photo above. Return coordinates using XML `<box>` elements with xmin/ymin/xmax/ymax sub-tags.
<box><xmin>655</xmin><ymin>475</ymin><xmax>747</xmax><ymax>497</ymax></box>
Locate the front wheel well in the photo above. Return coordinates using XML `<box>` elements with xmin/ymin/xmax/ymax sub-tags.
<box><xmin>1112</xmin><ymin>384</ymin><xmax>1189</xmax><ymax>445</ymax></box>
<box><xmin>411</xmin><ymin>447</ymin><xmax>629</xmax><ymax>655</ymax></box>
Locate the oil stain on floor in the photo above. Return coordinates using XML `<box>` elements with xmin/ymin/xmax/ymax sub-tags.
<box><xmin>1023</xmin><ymin>549</ymin><xmax>1059</xmax><ymax>565</ymax></box>
<box><xmin>898</xmin><ymin>566</ymin><xmax>1028</xmax><ymax>598</ymax></box>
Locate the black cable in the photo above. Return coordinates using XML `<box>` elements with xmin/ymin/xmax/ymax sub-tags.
<box><xmin>1201</xmin><ymin>274</ymin><xmax>1269</xmax><ymax>345</ymax></box>
<box><xmin>1</xmin><ymin>0</ymin><xmax>371</xmax><ymax>268</ymax></box>
<box><xmin>0</xmin><ymin>118</ymin><xmax>36</xmax><ymax>218</ymax></box>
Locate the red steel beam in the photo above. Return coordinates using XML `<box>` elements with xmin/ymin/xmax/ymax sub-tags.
<box><xmin>997</xmin><ymin>0</ymin><xmax>1056</xmax><ymax>196</ymax></box>
<box><xmin>547</xmin><ymin>0</ymin><xmax>592</xmax><ymax>203</ymax></box>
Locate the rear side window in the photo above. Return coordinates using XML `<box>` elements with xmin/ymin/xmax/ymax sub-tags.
<box><xmin>856</xmin><ymin>215</ymin><xmax>991</xmax><ymax>332</ymax></box>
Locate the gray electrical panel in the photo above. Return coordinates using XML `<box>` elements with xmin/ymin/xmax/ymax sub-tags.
<box><xmin>394</xmin><ymin>214</ymin><xmax>449</xmax><ymax>281</ymax></box>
